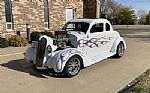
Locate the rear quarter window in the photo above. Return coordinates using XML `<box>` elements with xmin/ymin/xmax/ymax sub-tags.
<box><xmin>106</xmin><ymin>23</ymin><xmax>110</xmax><ymax>31</ymax></box>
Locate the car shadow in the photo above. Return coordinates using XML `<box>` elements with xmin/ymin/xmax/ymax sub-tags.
<box><xmin>0</xmin><ymin>59</ymin><xmax>68</xmax><ymax>78</ymax></box>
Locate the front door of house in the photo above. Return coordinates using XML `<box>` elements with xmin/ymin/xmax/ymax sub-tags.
<box><xmin>66</xmin><ymin>8</ymin><xmax>73</xmax><ymax>22</ymax></box>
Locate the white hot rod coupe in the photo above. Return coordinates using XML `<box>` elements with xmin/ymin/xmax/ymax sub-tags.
<box><xmin>25</xmin><ymin>19</ymin><xmax>126</xmax><ymax>77</ymax></box>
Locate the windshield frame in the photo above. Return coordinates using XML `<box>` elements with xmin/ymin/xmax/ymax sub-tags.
<box><xmin>62</xmin><ymin>22</ymin><xmax>90</xmax><ymax>33</ymax></box>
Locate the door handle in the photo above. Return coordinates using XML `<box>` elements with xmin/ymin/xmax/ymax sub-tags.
<box><xmin>87</xmin><ymin>35</ymin><xmax>89</xmax><ymax>38</ymax></box>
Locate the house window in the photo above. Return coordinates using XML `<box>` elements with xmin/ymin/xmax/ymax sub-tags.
<box><xmin>44</xmin><ymin>0</ymin><xmax>49</xmax><ymax>29</ymax></box>
<box><xmin>4</xmin><ymin>0</ymin><xmax>13</xmax><ymax>31</ymax></box>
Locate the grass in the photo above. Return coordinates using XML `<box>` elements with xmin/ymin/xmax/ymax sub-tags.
<box><xmin>128</xmin><ymin>69</ymin><xmax>150</xmax><ymax>93</ymax></box>
<box><xmin>130</xmin><ymin>85</ymin><xmax>150</xmax><ymax>93</ymax></box>
<box><xmin>119</xmin><ymin>69</ymin><xmax>150</xmax><ymax>93</ymax></box>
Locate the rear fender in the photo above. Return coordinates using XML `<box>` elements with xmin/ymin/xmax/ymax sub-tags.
<box><xmin>111</xmin><ymin>37</ymin><xmax>126</xmax><ymax>53</ymax></box>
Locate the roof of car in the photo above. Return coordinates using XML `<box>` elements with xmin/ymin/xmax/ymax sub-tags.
<box><xmin>68</xmin><ymin>18</ymin><xmax>110</xmax><ymax>24</ymax></box>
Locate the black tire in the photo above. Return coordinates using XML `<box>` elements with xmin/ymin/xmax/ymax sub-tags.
<box><xmin>114</xmin><ymin>42</ymin><xmax>125</xmax><ymax>58</ymax></box>
<box><xmin>64</xmin><ymin>55</ymin><xmax>81</xmax><ymax>77</ymax></box>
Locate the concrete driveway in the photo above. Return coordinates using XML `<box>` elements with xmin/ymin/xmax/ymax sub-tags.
<box><xmin>0</xmin><ymin>32</ymin><xmax>150</xmax><ymax>93</ymax></box>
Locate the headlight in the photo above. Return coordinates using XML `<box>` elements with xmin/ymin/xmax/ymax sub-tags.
<box><xmin>47</xmin><ymin>45</ymin><xmax>52</xmax><ymax>53</ymax></box>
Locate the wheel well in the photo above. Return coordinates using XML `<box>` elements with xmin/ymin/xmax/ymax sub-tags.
<box><xmin>62</xmin><ymin>54</ymin><xmax>84</xmax><ymax>75</ymax></box>
<box><xmin>120</xmin><ymin>41</ymin><xmax>123</xmax><ymax>44</ymax></box>
<box><xmin>72</xmin><ymin>55</ymin><xmax>84</xmax><ymax>69</ymax></box>
<box><xmin>112</xmin><ymin>41</ymin><xmax>125</xmax><ymax>58</ymax></box>
<box><xmin>119</xmin><ymin>41</ymin><xmax>125</xmax><ymax>48</ymax></box>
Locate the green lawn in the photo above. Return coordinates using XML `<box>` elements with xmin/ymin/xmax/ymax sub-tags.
<box><xmin>126</xmin><ymin>69</ymin><xmax>150</xmax><ymax>93</ymax></box>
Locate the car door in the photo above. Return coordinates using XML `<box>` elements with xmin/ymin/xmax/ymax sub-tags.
<box><xmin>86</xmin><ymin>23</ymin><xmax>108</xmax><ymax>58</ymax></box>
<box><xmin>103</xmin><ymin>23</ymin><xmax>118</xmax><ymax>52</ymax></box>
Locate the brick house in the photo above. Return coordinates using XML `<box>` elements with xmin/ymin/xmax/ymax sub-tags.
<box><xmin>0</xmin><ymin>0</ymin><xmax>100</xmax><ymax>37</ymax></box>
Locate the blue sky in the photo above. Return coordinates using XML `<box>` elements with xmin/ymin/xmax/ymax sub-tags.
<box><xmin>115</xmin><ymin>0</ymin><xmax>150</xmax><ymax>13</ymax></box>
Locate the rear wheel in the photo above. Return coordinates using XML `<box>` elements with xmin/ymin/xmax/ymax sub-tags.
<box><xmin>64</xmin><ymin>55</ymin><xmax>81</xmax><ymax>77</ymax></box>
<box><xmin>114</xmin><ymin>42</ymin><xmax>125</xmax><ymax>58</ymax></box>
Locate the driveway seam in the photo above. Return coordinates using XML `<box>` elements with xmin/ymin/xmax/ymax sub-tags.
<box><xmin>0</xmin><ymin>52</ymin><xmax>24</xmax><ymax>57</ymax></box>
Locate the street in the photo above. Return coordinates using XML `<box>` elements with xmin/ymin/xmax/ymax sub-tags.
<box><xmin>0</xmin><ymin>32</ymin><xmax>150</xmax><ymax>93</ymax></box>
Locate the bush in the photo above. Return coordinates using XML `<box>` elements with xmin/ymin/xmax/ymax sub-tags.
<box><xmin>31</xmin><ymin>31</ymin><xmax>54</xmax><ymax>42</ymax></box>
<box><xmin>31</xmin><ymin>32</ymin><xmax>41</xmax><ymax>42</ymax></box>
<box><xmin>41</xmin><ymin>31</ymin><xmax>54</xmax><ymax>38</ymax></box>
<box><xmin>0</xmin><ymin>37</ymin><xmax>9</xmax><ymax>48</ymax></box>
<box><xmin>9</xmin><ymin>35</ymin><xmax>28</xmax><ymax>47</ymax></box>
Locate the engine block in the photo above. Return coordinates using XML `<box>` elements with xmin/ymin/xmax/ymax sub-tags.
<box><xmin>55</xmin><ymin>31</ymin><xmax>69</xmax><ymax>49</ymax></box>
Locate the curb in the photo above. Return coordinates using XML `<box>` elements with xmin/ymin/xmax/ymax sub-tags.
<box><xmin>117</xmin><ymin>79</ymin><xmax>140</xmax><ymax>93</ymax></box>
<box><xmin>117</xmin><ymin>69</ymin><xmax>150</xmax><ymax>93</ymax></box>
<box><xmin>0</xmin><ymin>52</ymin><xmax>24</xmax><ymax>57</ymax></box>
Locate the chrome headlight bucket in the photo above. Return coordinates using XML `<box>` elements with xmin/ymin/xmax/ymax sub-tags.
<box><xmin>47</xmin><ymin>45</ymin><xmax>52</xmax><ymax>53</ymax></box>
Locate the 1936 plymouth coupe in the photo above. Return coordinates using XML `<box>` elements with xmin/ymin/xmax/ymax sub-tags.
<box><xmin>25</xmin><ymin>19</ymin><xmax>126</xmax><ymax>77</ymax></box>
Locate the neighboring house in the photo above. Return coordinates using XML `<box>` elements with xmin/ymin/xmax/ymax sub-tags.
<box><xmin>0</xmin><ymin>0</ymin><xmax>100</xmax><ymax>37</ymax></box>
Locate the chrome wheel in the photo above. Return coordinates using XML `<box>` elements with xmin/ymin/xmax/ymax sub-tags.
<box><xmin>114</xmin><ymin>43</ymin><xmax>125</xmax><ymax>58</ymax></box>
<box><xmin>65</xmin><ymin>56</ymin><xmax>81</xmax><ymax>77</ymax></box>
<box><xmin>118</xmin><ymin>43</ymin><xmax>124</xmax><ymax>57</ymax></box>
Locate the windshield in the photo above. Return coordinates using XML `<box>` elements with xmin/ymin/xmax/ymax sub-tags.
<box><xmin>63</xmin><ymin>22</ymin><xmax>89</xmax><ymax>33</ymax></box>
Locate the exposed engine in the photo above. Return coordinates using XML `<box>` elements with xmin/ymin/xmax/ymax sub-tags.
<box><xmin>54</xmin><ymin>31</ymin><xmax>78</xmax><ymax>49</ymax></box>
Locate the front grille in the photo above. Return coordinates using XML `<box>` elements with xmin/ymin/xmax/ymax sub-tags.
<box><xmin>36</xmin><ymin>37</ymin><xmax>47</xmax><ymax>67</ymax></box>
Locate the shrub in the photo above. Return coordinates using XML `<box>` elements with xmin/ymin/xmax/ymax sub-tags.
<box><xmin>31</xmin><ymin>31</ymin><xmax>54</xmax><ymax>42</ymax></box>
<box><xmin>41</xmin><ymin>31</ymin><xmax>54</xmax><ymax>38</ymax></box>
<box><xmin>0</xmin><ymin>37</ymin><xmax>9</xmax><ymax>48</ymax></box>
<box><xmin>31</xmin><ymin>32</ymin><xmax>41</xmax><ymax>42</ymax></box>
<box><xmin>9</xmin><ymin>35</ymin><xmax>28</xmax><ymax>47</ymax></box>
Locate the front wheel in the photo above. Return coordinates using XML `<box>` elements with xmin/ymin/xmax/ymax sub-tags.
<box><xmin>114</xmin><ymin>42</ymin><xmax>125</xmax><ymax>58</ymax></box>
<box><xmin>64</xmin><ymin>55</ymin><xmax>81</xmax><ymax>77</ymax></box>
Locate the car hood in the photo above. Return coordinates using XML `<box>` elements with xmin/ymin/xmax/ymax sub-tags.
<box><xmin>67</xmin><ymin>31</ymin><xmax>86</xmax><ymax>40</ymax></box>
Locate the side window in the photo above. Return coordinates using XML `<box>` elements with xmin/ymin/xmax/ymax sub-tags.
<box><xmin>4</xmin><ymin>0</ymin><xmax>13</xmax><ymax>31</ymax></box>
<box><xmin>106</xmin><ymin>23</ymin><xmax>110</xmax><ymax>31</ymax></box>
<box><xmin>90</xmin><ymin>23</ymin><xmax>103</xmax><ymax>33</ymax></box>
<box><xmin>44</xmin><ymin>0</ymin><xmax>49</xmax><ymax>29</ymax></box>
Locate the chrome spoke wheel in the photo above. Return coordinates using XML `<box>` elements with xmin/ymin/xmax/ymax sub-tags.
<box><xmin>118</xmin><ymin>43</ymin><xmax>124</xmax><ymax>57</ymax></box>
<box><xmin>65</xmin><ymin>56</ymin><xmax>81</xmax><ymax>77</ymax></box>
<box><xmin>114</xmin><ymin>43</ymin><xmax>125</xmax><ymax>58</ymax></box>
<box><xmin>67</xmin><ymin>58</ymin><xmax>81</xmax><ymax>76</ymax></box>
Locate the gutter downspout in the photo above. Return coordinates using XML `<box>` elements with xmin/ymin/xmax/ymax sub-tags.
<box><xmin>96</xmin><ymin>0</ymin><xmax>99</xmax><ymax>18</ymax></box>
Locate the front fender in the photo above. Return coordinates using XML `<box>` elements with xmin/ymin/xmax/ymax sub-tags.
<box><xmin>52</xmin><ymin>48</ymin><xmax>84</xmax><ymax>73</ymax></box>
<box><xmin>111</xmin><ymin>37</ymin><xmax>126</xmax><ymax>53</ymax></box>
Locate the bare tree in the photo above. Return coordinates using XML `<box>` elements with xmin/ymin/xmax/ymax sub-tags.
<box><xmin>100</xmin><ymin>0</ymin><xmax>123</xmax><ymax>18</ymax></box>
<box><xmin>137</xmin><ymin>9</ymin><xmax>147</xmax><ymax>24</ymax></box>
